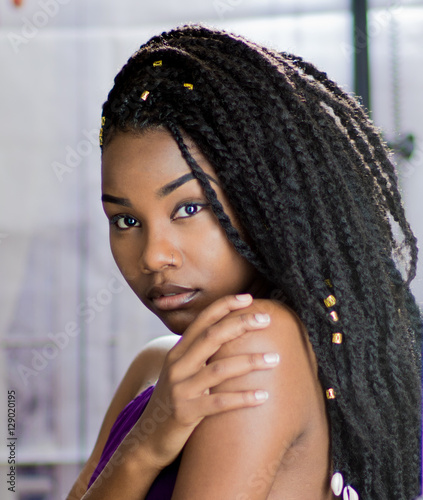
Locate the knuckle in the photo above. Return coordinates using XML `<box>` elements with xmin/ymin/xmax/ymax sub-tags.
<box><xmin>202</xmin><ymin>325</ymin><xmax>216</xmax><ymax>342</ymax></box>
<box><xmin>242</xmin><ymin>391</ymin><xmax>254</xmax><ymax>405</ymax></box>
<box><xmin>166</xmin><ymin>364</ymin><xmax>179</xmax><ymax>385</ymax></box>
<box><xmin>239</xmin><ymin>313</ymin><xmax>252</xmax><ymax>328</ymax></box>
<box><xmin>223</xmin><ymin>295</ymin><xmax>233</xmax><ymax>309</ymax></box>
<box><xmin>248</xmin><ymin>353</ymin><xmax>259</xmax><ymax>367</ymax></box>
<box><xmin>210</xmin><ymin>360</ymin><xmax>225</xmax><ymax>376</ymax></box>
<box><xmin>223</xmin><ymin>294</ymin><xmax>240</xmax><ymax>314</ymax></box>
<box><xmin>213</xmin><ymin>394</ymin><xmax>227</xmax><ymax>410</ymax></box>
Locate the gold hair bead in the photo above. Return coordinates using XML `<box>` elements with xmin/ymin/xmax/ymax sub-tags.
<box><xmin>183</xmin><ymin>83</ymin><xmax>194</xmax><ymax>90</ymax></box>
<box><xmin>326</xmin><ymin>388</ymin><xmax>336</xmax><ymax>399</ymax></box>
<box><xmin>141</xmin><ymin>90</ymin><xmax>150</xmax><ymax>101</ymax></box>
<box><xmin>324</xmin><ymin>279</ymin><xmax>333</xmax><ymax>288</ymax></box>
<box><xmin>330</xmin><ymin>311</ymin><xmax>339</xmax><ymax>322</ymax></box>
<box><xmin>324</xmin><ymin>295</ymin><xmax>337</xmax><ymax>308</ymax></box>
<box><xmin>332</xmin><ymin>333</ymin><xmax>343</xmax><ymax>344</ymax></box>
<box><xmin>153</xmin><ymin>60</ymin><xmax>162</xmax><ymax>66</ymax></box>
<box><xmin>99</xmin><ymin>116</ymin><xmax>106</xmax><ymax>146</ymax></box>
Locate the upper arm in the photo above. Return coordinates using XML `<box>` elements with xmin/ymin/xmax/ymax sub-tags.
<box><xmin>171</xmin><ymin>301</ymin><xmax>319</xmax><ymax>500</ymax></box>
<box><xmin>67</xmin><ymin>334</ymin><xmax>178</xmax><ymax>499</ymax></box>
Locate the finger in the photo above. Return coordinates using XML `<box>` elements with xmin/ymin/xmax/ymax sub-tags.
<box><xmin>183</xmin><ymin>294</ymin><xmax>253</xmax><ymax>344</ymax></box>
<box><xmin>188</xmin><ymin>389</ymin><xmax>270</xmax><ymax>421</ymax></box>
<box><xmin>171</xmin><ymin>294</ymin><xmax>253</xmax><ymax>358</ymax></box>
<box><xmin>186</xmin><ymin>352</ymin><xmax>280</xmax><ymax>396</ymax></box>
<box><xmin>171</xmin><ymin>312</ymin><xmax>271</xmax><ymax>377</ymax></box>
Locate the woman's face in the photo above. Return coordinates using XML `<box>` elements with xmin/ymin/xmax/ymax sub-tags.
<box><xmin>101</xmin><ymin>128</ymin><xmax>261</xmax><ymax>334</ymax></box>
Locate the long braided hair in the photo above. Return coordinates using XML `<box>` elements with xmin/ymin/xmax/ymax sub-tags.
<box><xmin>100</xmin><ymin>24</ymin><xmax>421</xmax><ymax>499</ymax></box>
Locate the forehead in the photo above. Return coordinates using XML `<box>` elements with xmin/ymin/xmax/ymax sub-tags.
<box><xmin>101</xmin><ymin>128</ymin><xmax>214</xmax><ymax>188</ymax></box>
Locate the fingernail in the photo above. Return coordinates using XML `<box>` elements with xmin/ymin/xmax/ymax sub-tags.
<box><xmin>254</xmin><ymin>313</ymin><xmax>270</xmax><ymax>324</ymax></box>
<box><xmin>254</xmin><ymin>390</ymin><xmax>269</xmax><ymax>401</ymax></box>
<box><xmin>236</xmin><ymin>294</ymin><xmax>252</xmax><ymax>301</ymax></box>
<box><xmin>263</xmin><ymin>353</ymin><xmax>280</xmax><ymax>365</ymax></box>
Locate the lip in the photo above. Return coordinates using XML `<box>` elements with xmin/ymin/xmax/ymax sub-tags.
<box><xmin>147</xmin><ymin>283</ymin><xmax>200</xmax><ymax>311</ymax></box>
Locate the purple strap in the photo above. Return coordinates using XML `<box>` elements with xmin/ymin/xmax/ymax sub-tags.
<box><xmin>87</xmin><ymin>385</ymin><xmax>180</xmax><ymax>498</ymax></box>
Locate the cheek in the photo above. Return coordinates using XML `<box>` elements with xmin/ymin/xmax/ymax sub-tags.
<box><xmin>202</xmin><ymin>223</ymin><xmax>258</xmax><ymax>288</ymax></box>
<box><xmin>197</xmin><ymin>224</ymin><xmax>246</xmax><ymax>274</ymax></box>
<box><xmin>109</xmin><ymin>235</ymin><xmax>122</xmax><ymax>264</ymax></box>
<box><xmin>198</xmin><ymin>223</ymin><xmax>229</xmax><ymax>254</ymax></box>
<box><xmin>109</xmin><ymin>235</ymin><xmax>139</xmax><ymax>280</ymax></box>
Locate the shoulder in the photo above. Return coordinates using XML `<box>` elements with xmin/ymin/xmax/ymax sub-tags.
<box><xmin>69</xmin><ymin>334</ymin><xmax>179</xmax><ymax>494</ymax></box>
<box><xmin>211</xmin><ymin>299</ymin><xmax>318</xmax><ymax>379</ymax></box>
<box><xmin>172</xmin><ymin>301</ymin><xmax>324</xmax><ymax>498</ymax></box>
<box><xmin>97</xmin><ymin>336</ymin><xmax>179</xmax><ymax>449</ymax></box>
<box><xmin>131</xmin><ymin>334</ymin><xmax>180</xmax><ymax>367</ymax></box>
<box><xmin>100</xmin><ymin>334</ymin><xmax>178</xmax><ymax>432</ymax></box>
<box><xmin>228</xmin><ymin>298</ymin><xmax>308</xmax><ymax>341</ymax></box>
<box><xmin>209</xmin><ymin>299</ymin><xmax>321</xmax><ymax>431</ymax></box>
<box><xmin>126</xmin><ymin>334</ymin><xmax>180</xmax><ymax>397</ymax></box>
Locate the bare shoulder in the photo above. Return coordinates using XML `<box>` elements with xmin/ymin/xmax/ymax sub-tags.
<box><xmin>138</xmin><ymin>333</ymin><xmax>180</xmax><ymax>353</ymax></box>
<box><xmin>67</xmin><ymin>334</ymin><xmax>179</xmax><ymax>497</ymax></box>
<box><xmin>212</xmin><ymin>299</ymin><xmax>318</xmax><ymax>382</ymax></box>
<box><xmin>173</xmin><ymin>300</ymin><xmax>325</xmax><ymax>499</ymax></box>
<box><xmin>128</xmin><ymin>334</ymin><xmax>180</xmax><ymax>396</ymax></box>
<box><xmin>96</xmin><ymin>333</ymin><xmax>178</xmax><ymax>443</ymax></box>
<box><xmin>208</xmin><ymin>299</ymin><xmax>322</xmax><ymax>438</ymax></box>
<box><xmin>104</xmin><ymin>334</ymin><xmax>178</xmax><ymax>424</ymax></box>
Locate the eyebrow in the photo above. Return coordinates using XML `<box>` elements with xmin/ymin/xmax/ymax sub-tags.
<box><xmin>101</xmin><ymin>194</ymin><xmax>133</xmax><ymax>207</ymax></box>
<box><xmin>101</xmin><ymin>172</ymin><xmax>219</xmax><ymax>206</ymax></box>
<box><xmin>156</xmin><ymin>172</ymin><xmax>218</xmax><ymax>198</ymax></box>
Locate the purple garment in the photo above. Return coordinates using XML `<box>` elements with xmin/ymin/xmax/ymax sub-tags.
<box><xmin>87</xmin><ymin>385</ymin><xmax>181</xmax><ymax>499</ymax></box>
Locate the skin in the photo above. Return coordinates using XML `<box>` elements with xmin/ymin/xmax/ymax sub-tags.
<box><xmin>101</xmin><ymin>128</ymin><xmax>264</xmax><ymax>334</ymax></box>
<box><xmin>67</xmin><ymin>127</ymin><xmax>334</xmax><ymax>500</ymax></box>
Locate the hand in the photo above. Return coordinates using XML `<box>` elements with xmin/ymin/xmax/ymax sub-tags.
<box><xmin>138</xmin><ymin>294</ymin><xmax>279</xmax><ymax>468</ymax></box>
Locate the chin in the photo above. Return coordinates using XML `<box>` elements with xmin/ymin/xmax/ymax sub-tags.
<box><xmin>156</xmin><ymin>311</ymin><xmax>193</xmax><ymax>336</ymax></box>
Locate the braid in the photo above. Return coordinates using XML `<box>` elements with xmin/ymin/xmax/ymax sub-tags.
<box><xmin>100</xmin><ymin>24</ymin><xmax>421</xmax><ymax>499</ymax></box>
<box><xmin>165</xmin><ymin>120</ymin><xmax>265</xmax><ymax>273</ymax></box>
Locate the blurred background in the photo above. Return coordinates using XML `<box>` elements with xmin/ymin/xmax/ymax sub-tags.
<box><xmin>0</xmin><ymin>1</ymin><xmax>422</xmax><ymax>498</ymax></box>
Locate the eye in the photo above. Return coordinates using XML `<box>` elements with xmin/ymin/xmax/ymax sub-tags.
<box><xmin>172</xmin><ymin>203</ymin><xmax>208</xmax><ymax>220</ymax></box>
<box><xmin>110</xmin><ymin>214</ymin><xmax>141</xmax><ymax>230</ymax></box>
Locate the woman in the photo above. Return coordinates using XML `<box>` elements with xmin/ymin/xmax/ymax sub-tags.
<box><xmin>67</xmin><ymin>25</ymin><xmax>421</xmax><ymax>499</ymax></box>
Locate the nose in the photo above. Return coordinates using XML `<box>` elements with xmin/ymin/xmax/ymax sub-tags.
<box><xmin>139</xmin><ymin>228</ymin><xmax>180</xmax><ymax>274</ymax></box>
